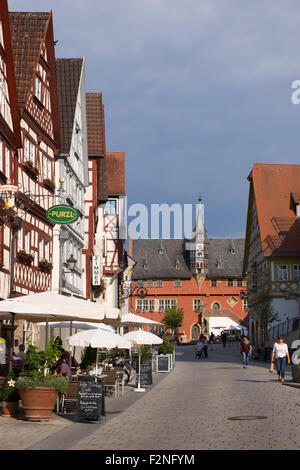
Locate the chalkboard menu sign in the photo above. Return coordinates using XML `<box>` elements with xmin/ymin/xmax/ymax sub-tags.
<box><xmin>157</xmin><ymin>354</ymin><xmax>171</xmax><ymax>372</ymax></box>
<box><xmin>135</xmin><ymin>360</ymin><xmax>152</xmax><ymax>386</ymax></box>
<box><xmin>77</xmin><ymin>377</ymin><xmax>105</xmax><ymax>422</ymax></box>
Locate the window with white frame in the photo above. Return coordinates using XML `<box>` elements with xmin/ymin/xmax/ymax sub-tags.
<box><xmin>39</xmin><ymin>238</ymin><xmax>44</xmax><ymax>260</ymax></box>
<box><xmin>35</xmin><ymin>74</ymin><xmax>42</xmax><ymax>101</ymax></box>
<box><xmin>174</xmin><ymin>279</ymin><xmax>181</xmax><ymax>287</ymax></box>
<box><xmin>24</xmin><ymin>230</ymin><xmax>30</xmax><ymax>253</ymax></box>
<box><xmin>24</xmin><ymin>136</ymin><xmax>35</xmax><ymax>165</ymax></box>
<box><xmin>43</xmin><ymin>154</ymin><xmax>52</xmax><ymax>180</ymax></box>
<box><xmin>227</xmin><ymin>278</ymin><xmax>234</xmax><ymax>287</ymax></box>
<box><xmin>211</xmin><ymin>279</ymin><xmax>217</xmax><ymax>287</ymax></box>
<box><xmin>0</xmin><ymin>138</ymin><xmax>3</xmax><ymax>173</ymax></box>
<box><xmin>278</xmin><ymin>265</ymin><xmax>288</xmax><ymax>281</ymax></box>
<box><xmin>136</xmin><ymin>299</ymin><xmax>143</xmax><ymax>312</ymax></box>
<box><xmin>45</xmin><ymin>240</ymin><xmax>50</xmax><ymax>260</ymax></box>
<box><xmin>147</xmin><ymin>280</ymin><xmax>153</xmax><ymax>288</ymax></box>
<box><xmin>243</xmin><ymin>299</ymin><xmax>248</xmax><ymax>311</ymax></box>
<box><xmin>293</xmin><ymin>265</ymin><xmax>300</xmax><ymax>281</ymax></box>
<box><xmin>5</xmin><ymin>145</ymin><xmax>10</xmax><ymax>181</ymax></box>
<box><xmin>156</xmin><ymin>280</ymin><xmax>163</xmax><ymax>288</ymax></box>
<box><xmin>159</xmin><ymin>299</ymin><xmax>176</xmax><ymax>312</ymax></box>
<box><xmin>194</xmin><ymin>299</ymin><xmax>204</xmax><ymax>311</ymax></box>
<box><xmin>149</xmin><ymin>299</ymin><xmax>155</xmax><ymax>311</ymax></box>
<box><xmin>104</xmin><ymin>200</ymin><xmax>117</xmax><ymax>215</ymax></box>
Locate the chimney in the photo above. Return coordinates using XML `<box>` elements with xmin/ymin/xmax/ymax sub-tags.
<box><xmin>129</xmin><ymin>231</ymin><xmax>133</xmax><ymax>257</ymax></box>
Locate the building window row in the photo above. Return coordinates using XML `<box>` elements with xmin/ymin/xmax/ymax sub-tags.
<box><xmin>137</xmin><ymin>280</ymin><xmax>163</xmax><ymax>288</ymax></box>
<box><xmin>136</xmin><ymin>298</ymin><xmax>177</xmax><ymax>313</ymax></box>
<box><xmin>210</xmin><ymin>278</ymin><xmax>245</xmax><ymax>287</ymax></box>
<box><xmin>278</xmin><ymin>264</ymin><xmax>300</xmax><ymax>282</ymax></box>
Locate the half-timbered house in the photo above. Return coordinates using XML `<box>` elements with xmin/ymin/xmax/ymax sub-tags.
<box><xmin>54</xmin><ymin>58</ymin><xmax>88</xmax><ymax>297</ymax></box>
<box><xmin>83</xmin><ymin>92</ymin><xmax>108</xmax><ymax>300</ymax></box>
<box><xmin>9</xmin><ymin>11</ymin><xmax>61</xmax><ymax>345</ymax></box>
<box><xmin>0</xmin><ymin>0</ymin><xmax>22</xmax><ymax>302</ymax></box>
<box><xmin>243</xmin><ymin>163</ymin><xmax>300</xmax><ymax>347</ymax></box>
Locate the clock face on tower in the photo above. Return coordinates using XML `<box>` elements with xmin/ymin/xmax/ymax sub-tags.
<box><xmin>196</xmin><ymin>244</ymin><xmax>204</xmax><ymax>251</ymax></box>
<box><xmin>197</xmin><ymin>251</ymin><xmax>203</xmax><ymax>257</ymax></box>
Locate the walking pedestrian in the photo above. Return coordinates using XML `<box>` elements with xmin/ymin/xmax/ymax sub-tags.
<box><xmin>221</xmin><ymin>331</ymin><xmax>227</xmax><ymax>348</ymax></box>
<box><xmin>203</xmin><ymin>337</ymin><xmax>208</xmax><ymax>358</ymax></box>
<box><xmin>240</xmin><ymin>336</ymin><xmax>252</xmax><ymax>368</ymax></box>
<box><xmin>271</xmin><ymin>336</ymin><xmax>290</xmax><ymax>383</ymax></box>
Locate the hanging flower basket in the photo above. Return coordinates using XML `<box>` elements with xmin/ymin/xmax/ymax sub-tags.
<box><xmin>23</xmin><ymin>161</ymin><xmax>39</xmax><ymax>179</ymax></box>
<box><xmin>17</xmin><ymin>250</ymin><xmax>34</xmax><ymax>266</ymax></box>
<box><xmin>43</xmin><ymin>179</ymin><xmax>55</xmax><ymax>192</ymax></box>
<box><xmin>39</xmin><ymin>259</ymin><xmax>53</xmax><ymax>273</ymax></box>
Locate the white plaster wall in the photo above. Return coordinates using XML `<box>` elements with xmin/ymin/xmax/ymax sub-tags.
<box><xmin>270</xmin><ymin>298</ymin><xmax>299</xmax><ymax>327</ymax></box>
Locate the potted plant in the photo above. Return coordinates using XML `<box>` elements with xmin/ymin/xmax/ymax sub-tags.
<box><xmin>39</xmin><ymin>258</ymin><xmax>53</xmax><ymax>273</ymax></box>
<box><xmin>23</xmin><ymin>160</ymin><xmax>39</xmax><ymax>178</ymax></box>
<box><xmin>16</xmin><ymin>337</ymin><xmax>67</xmax><ymax>421</ymax></box>
<box><xmin>0</xmin><ymin>370</ymin><xmax>20</xmax><ymax>418</ymax></box>
<box><xmin>17</xmin><ymin>250</ymin><xmax>34</xmax><ymax>266</ymax></box>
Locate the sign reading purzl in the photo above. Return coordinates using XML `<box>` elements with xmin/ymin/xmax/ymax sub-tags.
<box><xmin>46</xmin><ymin>205</ymin><xmax>79</xmax><ymax>224</ymax></box>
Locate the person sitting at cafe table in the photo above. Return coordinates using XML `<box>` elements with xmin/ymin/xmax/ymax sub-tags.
<box><xmin>54</xmin><ymin>351</ymin><xmax>72</xmax><ymax>380</ymax></box>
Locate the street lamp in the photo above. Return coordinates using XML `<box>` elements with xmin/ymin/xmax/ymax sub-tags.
<box><xmin>66</xmin><ymin>254</ymin><xmax>77</xmax><ymax>272</ymax></box>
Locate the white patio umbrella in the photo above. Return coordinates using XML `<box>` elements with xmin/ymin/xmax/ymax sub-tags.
<box><xmin>119</xmin><ymin>313</ymin><xmax>162</xmax><ymax>327</ymax></box>
<box><xmin>0</xmin><ymin>298</ymin><xmax>82</xmax><ymax>371</ymax></box>
<box><xmin>123</xmin><ymin>330</ymin><xmax>163</xmax><ymax>393</ymax></box>
<box><xmin>67</xmin><ymin>329</ymin><xmax>131</xmax><ymax>377</ymax></box>
<box><xmin>38</xmin><ymin>321</ymin><xmax>114</xmax><ymax>331</ymax></box>
<box><xmin>16</xmin><ymin>291</ymin><xmax>121</xmax><ymax>324</ymax></box>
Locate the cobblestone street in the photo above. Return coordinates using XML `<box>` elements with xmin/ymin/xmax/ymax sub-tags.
<box><xmin>1</xmin><ymin>343</ymin><xmax>300</xmax><ymax>451</ymax></box>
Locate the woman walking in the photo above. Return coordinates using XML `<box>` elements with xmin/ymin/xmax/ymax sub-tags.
<box><xmin>271</xmin><ymin>336</ymin><xmax>290</xmax><ymax>383</ymax></box>
<box><xmin>240</xmin><ymin>336</ymin><xmax>252</xmax><ymax>368</ymax></box>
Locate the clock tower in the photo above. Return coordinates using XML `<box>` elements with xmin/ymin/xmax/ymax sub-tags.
<box><xmin>187</xmin><ymin>196</ymin><xmax>208</xmax><ymax>277</ymax></box>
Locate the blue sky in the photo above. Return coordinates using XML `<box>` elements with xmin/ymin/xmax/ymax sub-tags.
<box><xmin>8</xmin><ymin>0</ymin><xmax>300</xmax><ymax>238</ymax></box>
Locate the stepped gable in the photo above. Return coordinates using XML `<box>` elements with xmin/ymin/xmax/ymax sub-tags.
<box><xmin>56</xmin><ymin>58</ymin><xmax>83</xmax><ymax>154</ymax></box>
<box><xmin>9</xmin><ymin>11</ymin><xmax>50</xmax><ymax>108</ymax></box>
<box><xmin>132</xmin><ymin>239</ymin><xmax>192</xmax><ymax>280</ymax></box>
<box><xmin>207</xmin><ymin>238</ymin><xmax>245</xmax><ymax>278</ymax></box>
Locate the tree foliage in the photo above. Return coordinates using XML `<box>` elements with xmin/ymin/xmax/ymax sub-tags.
<box><xmin>163</xmin><ymin>306</ymin><xmax>184</xmax><ymax>334</ymax></box>
<box><xmin>23</xmin><ymin>336</ymin><xmax>62</xmax><ymax>381</ymax></box>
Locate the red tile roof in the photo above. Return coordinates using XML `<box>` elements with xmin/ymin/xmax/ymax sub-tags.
<box><xmin>56</xmin><ymin>58</ymin><xmax>83</xmax><ymax>154</ymax></box>
<box><xmin>86</xmin><ymin>93</ymin><xmax>105</xmax><ymax>156</ymax></box>
<box><xmin>9</xmin><ymin>12</ymin><xmax>50</xmax><ymax>108</ymax></box>
<box><xmin>250</xmin><ymin>163</ymin><xmax>300</xmax><ymax>256</ymax></box>
<box><xmin>106</xmin><ymin>152</ymin><xmax>125</xmax><ymax>196</ymax></box>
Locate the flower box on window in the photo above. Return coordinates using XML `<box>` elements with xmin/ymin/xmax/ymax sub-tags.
<box><xmin>17</xmin><ymin>250</ymin><xmax>34</xmax><ymax>266</ymax></box>
<box><xmin>23</xmin><ymin>161</ymin><xmax>39</xmax><ymax>179</ymax></box>
<box><xmin>39</xmin><ymin>259</ymin><xmax>53</xmax><ymax>273</ymax></box>
<box><xmin>43</xmin><ymin>179</ymin><xmax>55</xmax><ymax>192</ymax></box>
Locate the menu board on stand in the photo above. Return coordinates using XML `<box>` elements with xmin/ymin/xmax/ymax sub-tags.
<box><xmin>157</xmin><ymin>354</ymin><xmax>171</xmax><ymax>372</ymax></box>
<box><xmin>77</xmin><ymin>376</ymin><xmax>105</xmax><ymax>422</ymax></box>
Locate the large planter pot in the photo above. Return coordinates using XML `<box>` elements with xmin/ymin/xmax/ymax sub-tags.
<box><xmin>18</xmin><ymin>387</ymin><xmax>58</xmax><ymax>421</ymax></box>
<box><xmin>1</xmin><ymin>401</ymin><xmax>19</xmax><ymax>417</ymax></box>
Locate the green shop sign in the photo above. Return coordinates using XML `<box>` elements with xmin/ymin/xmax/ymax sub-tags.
<box><xmin>46</xmin><ymin>205</ymin><xmax>79</xmax><ymax>224</ymax></box>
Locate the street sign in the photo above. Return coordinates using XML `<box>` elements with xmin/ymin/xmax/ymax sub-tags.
<box><xmin>46</xmin><ymin>204</ymin><xmax>79</xmax><ymax>224</ymax></box>
<box><xmin>92</xmin><ymin>256</ymin><xmax>101</xmax><ymax>286</ymax></box>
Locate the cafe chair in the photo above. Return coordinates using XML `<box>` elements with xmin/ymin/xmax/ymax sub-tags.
<box><xmin>60</xmin><ymin>381</ymin><xmax>78</xmax><ymax>414</ymax></box>
<box><xmin>104</xmin><ymin>370</ymin><xmax>119</xmax><ymax>398</ymax></box>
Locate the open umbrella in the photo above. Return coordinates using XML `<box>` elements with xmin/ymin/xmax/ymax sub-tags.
<box><xmin>37</xmin><ymin>321</ymin><xmax>114</xmax><ymax>331</ymax></box>
<box><xmin>67</xmin><ymin>329</ymin><xmax>131</xmax><ymax>377</ymax></box>
<box><xmin>123</xmin><ymin>330</ymin><xmax>163</xmax><ymax>393</ymax></box>
<box><xmin>119</xmin><ymin>313</ymin><xmax>162</xmax><ymax>327</ymax></box>
<box><xmin>0</xmin><ymin>298</ymin><xmax>81</xmax><ymax>371</ymax></box>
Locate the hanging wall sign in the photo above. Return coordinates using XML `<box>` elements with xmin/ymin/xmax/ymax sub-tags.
<box><xmin>92</xmin><ymin>256</ymin><xmax>101</xmax><ymax>286</ymax></box>
<box><xmin>46</xmin><ymin>205</ymin><xmax>79</xmax><ymax>224</ymax></box>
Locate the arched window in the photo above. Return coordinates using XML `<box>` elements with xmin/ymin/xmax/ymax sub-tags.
<box><xmin>212</xmin><ymin>302</ymin><xmax>221</xmax><ymax>310</ymax></box>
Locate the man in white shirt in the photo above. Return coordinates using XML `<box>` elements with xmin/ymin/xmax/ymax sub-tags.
<box><xmin>271</xmin><ymin>336</ymin><xmax>290</xmax><ymax>383</ymax></box>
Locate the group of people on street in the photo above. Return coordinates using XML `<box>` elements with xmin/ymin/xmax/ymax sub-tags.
<box><xmin>11</xmin><ymin>337</ymin><xmax>78</xmax><ymax>381</ymax></box>
<box><xmin>195</xmin><ymin>335</ymin><xmax>208</xmax><ymax>359</ymax></box>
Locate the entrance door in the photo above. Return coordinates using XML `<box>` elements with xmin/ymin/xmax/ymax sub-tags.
<box><xmin>191</xmin><ymin>323</ymin><xmax>200</xmax><ymax>340</ymax></box>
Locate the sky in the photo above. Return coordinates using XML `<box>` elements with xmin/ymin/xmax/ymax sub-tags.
<box><xmin>8</xmin><ymin>0</ymin><xmax>300</xmax><ymax>239</ymax></box>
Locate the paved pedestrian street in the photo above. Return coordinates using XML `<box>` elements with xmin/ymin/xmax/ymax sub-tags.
<box><xmin>1</xmin><ymin>344</ymin><xmax>300</xmax><ymax>450</ymax></box>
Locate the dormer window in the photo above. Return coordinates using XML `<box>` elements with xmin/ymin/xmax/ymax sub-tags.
<box><xmin>230</xmin><ymin>248</ymin><xmax>235</xmax><ymax>254</ymax></box>
<box><xmin>175</xmin><ymin>255</ymin><xmax>181</xmax><ymax>269</ymax></box>
<box><xmin>75</xmin><ymin>122</ymin><xmax>80</xmax><ymax>134</ymax></box>
<box><xmin>216</xmin><ymin>259</ymin><xmax>222</xmax><ymax>269</ymax></box>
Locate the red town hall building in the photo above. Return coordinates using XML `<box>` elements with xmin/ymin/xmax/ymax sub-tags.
<box><xmin>129</xmin><ymin>203</ymin><xmax>248</xmax><ymax>342</ymax></box>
